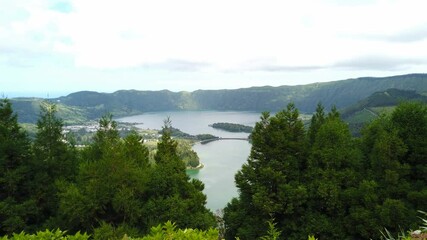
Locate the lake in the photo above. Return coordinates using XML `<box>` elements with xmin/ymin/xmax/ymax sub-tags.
<box><xmin>118</xmin><ymin>111</ymin><xmax>261</xmax><ymax>211</ymax></box>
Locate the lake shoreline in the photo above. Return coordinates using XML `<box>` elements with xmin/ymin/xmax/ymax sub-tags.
<box><xmin>186</xmin><ymin>162</ymin><xmax>204</xmax><ymax>170</ymax></box>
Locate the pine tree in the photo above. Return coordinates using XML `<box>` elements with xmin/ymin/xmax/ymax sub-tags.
<box><xmin>143</xmin><ymin>118</ymin><xmax>215</xmax><ymax>232</ymax></box>
<box><xmin>308</xmin><ymin>102</ymin><xmax>325</xmax><ymax>145</ymax></box>
<box><xmin>224</xmin><ymin>103</ymin><xmax>308</xmax><ymax>240</ymax></box>
<box><xmin>390</xmin><ymin>102</ymin><xmax>427</xmax><ymax>219</ymax></box>
<box><xmin>346</xmin><ymin>104</ymin><xmax>426</xmax><ymax>239</ymax></box>
<box><xmin>84</xmin><ymin>113</ymin><xmax>121</xmax><ymax>162</ymax></box>
<box><xmin>0</xmin><ymin>99</ymin><xmax>35</xmax><ymax>234</ymax></box>
<box><xmin>30</xmin><ymin>102</ymin><xmax>78</xmax><ymax>228</ymax></box>
<box><xmin>306</xmin><ymin>112</ymin><xmax>363</xmax><ymax>239</ymax></box>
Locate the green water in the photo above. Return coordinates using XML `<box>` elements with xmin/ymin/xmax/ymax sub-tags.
<box><xmin>188</xmin><ymin>140</ymin><xmax>251</xmax><ymax>211</ymax></box>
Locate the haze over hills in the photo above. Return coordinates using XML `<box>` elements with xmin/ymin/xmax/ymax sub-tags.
<box><xmin>10</xmin><ymin>73</ymin><xmax>427</xmax><ymax>124</ymax></box>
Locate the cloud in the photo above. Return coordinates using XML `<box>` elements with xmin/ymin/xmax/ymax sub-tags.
<box><xmin>2</xmin><ymin>0</ymin><xmax>427</xmax><ymax>93</ymax></box>
<box><xmin>252</xmin><ymin>65</ymin><xmax>327</xmax><ymax>72</ymax></box>
<box><xmin>4</xmin><ymin>0</ymin><xmax>427</xmax><ymax>72</ymax></box>
<box><xmin>334</xmin><ymin>55</ymin><xmax>427</xmax><ymax>71</ymax></box>
<box><xmin>144</xmin><ymin>59</ymin><xmax>211</xmax><ymax>72</ymax></box>
<box><xmin>384</xmin><ymin>26</ymin><xmax>427</xmax><ymax>43</ymax></box>
<box><xmin>235</xmin><ymin>59</ymin><xmax>327</xmax><ymax>72</ymax></box>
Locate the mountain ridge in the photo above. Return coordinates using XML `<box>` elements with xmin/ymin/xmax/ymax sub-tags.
<box><xmin>10</xmin><ymin>73</ymin><xmax>427</xmax><ymax>123</ymax></box>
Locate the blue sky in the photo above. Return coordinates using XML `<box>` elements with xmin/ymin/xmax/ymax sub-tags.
<box><xmin>1</xmin><ymin>0</ymin><xmax>427</xmax><ymax>97</ymax></box>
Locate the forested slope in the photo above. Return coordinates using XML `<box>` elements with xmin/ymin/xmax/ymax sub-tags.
<box><xmin>10</xmin><ymin>73</ymin><xmax>427</xmax><ymax>123</ymax></box>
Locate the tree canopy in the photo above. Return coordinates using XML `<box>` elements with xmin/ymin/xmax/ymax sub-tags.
<box><xmin>0</xmin><ymin>98</ymin><xmax>426</xmax><ymax>239</ymax></box>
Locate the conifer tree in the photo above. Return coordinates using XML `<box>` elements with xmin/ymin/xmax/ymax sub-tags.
<box><xmin>224</xmin><ymin>103</ymin><xmax>308</xmax><ymax>239</ymax></box>
<box><xmin>143</xmin><ymin>118</ymin><xmax>215</xmax><ymax>231</ymax></box>
<box><xmin>390</xmin><ymin>102</ymin><xmax>427</xmax><ymax>217</ymax></box>
<box><xmin>0</xmin><ymin>99</ymin><xmax>35</xmax><ymax>234</ymax></box>
<box><xmin>346</xmin><ymin>114</ymin><xmax>413</xmax><ymax>239</ymax></box>
<box><xmin>84</xmin><ymin>113</ymin><xmax>121</xmax><ymax>161</ymax></box>
<box><xmin>30</xmin><ymin>102</ymin><xmax>78</xmax><ymax>228</ymax></box>
<box><xmin>306</xmin><ymin>111</ymin><xmax>363</xmax><ymax>239</ymax></box>
<box><xmin>57</xmin><ymin>115</ymin><xmax>151</xmax><ymax>234</ymax></box>
<box><xmin>308</xmin><ymin>102</ymin><xmax>325</xmax><ymax>145</ymax></box>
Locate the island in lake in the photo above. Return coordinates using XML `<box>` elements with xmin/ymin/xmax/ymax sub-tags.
<box><xmin>209</xmin><ymin>122</ymin><xmax>253</xmax><ymax>133</ymax></box>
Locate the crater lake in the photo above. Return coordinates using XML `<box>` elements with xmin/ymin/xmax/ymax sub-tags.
<box><xmin>118</xmin><ymin>111</ymin><xmax>260</xmax><ymax>211</ymax></box>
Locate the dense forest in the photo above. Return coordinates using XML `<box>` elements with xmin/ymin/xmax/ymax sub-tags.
<box><xmin>224</xmin><ymin>102</ymin><xmax>427</xmax><ymax>239</ymax></box>
<box><xmin>0</xmin><ymin>99</ymin><xmax>215</xmax><ymax>239</ymax></box>
<box><xmin>1</xmin><ymin>98</ymin><xmax>426</xmax><ymax>239</ymax></box>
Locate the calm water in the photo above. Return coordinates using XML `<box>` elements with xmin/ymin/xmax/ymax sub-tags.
<box><xmin>188</xmin><ymin>140</ymin><xmax>252</xmax><ymax>211</ymax></box>
<box><xmin>118</xmin><ymin>111</ymin><xmax>260</xmax><ymax>210</ymax></box>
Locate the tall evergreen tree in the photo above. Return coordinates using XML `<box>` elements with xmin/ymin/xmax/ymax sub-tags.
<box><xmin>30</xmin><ymin>103</ymin><xmax>78</xmax><ymax>228</ymax></box>
<box><xmin>308</xmin><ymin>102</ymin><xmax>325</xmax><ymax>145</ymax></box>
<box><xmin>305</xmin><ymin>112</ymin><xmax>363</xmax><ymax>239</ymax></box>
<box><xmin>143</xmin><ymin>118</ymin><xmax>215</xmax><ymax>231</ymax></box>
<box><xmin>0</xmin><ymin>99</ymin><xmax>36</xmax><ymax>234</ymax></box>
<box><xmin>224</xmin><ymin>103</ymin><xmax>308</xmax><ymax>240</ymax></box>
<box><xmin>83</xmin><ymin>113</ymin><xmax>121</xmax><ymax>162</ymax></box>
<box><xmin>390</xmin><ymin>102</ymin><xmax>427</xmax><ymax>216</ymax></box>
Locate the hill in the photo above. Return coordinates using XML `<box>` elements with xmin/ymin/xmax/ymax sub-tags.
<box><xmin>10</xmin><ymin>73</ymin><xmax>427</xmax><ymax>123</ymax></box>
<box><xmin>342</xmin><ymin>88</ymin><xmax>427</xmax><ymax>135</ymax></box>
<box><xmin>10</xmin><ymin>98</ymin><xmax>89</xmax><ymax>124</ymax></box>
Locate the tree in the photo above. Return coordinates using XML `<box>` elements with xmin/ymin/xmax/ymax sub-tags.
<box><xmin>30</xmin><ymin>102</ymin><xmax>78</xmax><ymax>229</ymax></box>
<box><xmin>83</xmin><ymin>113</ymin><xmax>121</xmax><ymax>162</ymax></box>
<box><xmin>57</xmin><ymin>115</ymin><xmax>150</xmax><ymax>234</ymax></box>
<box><xmin>346</xmin><ymin>105</ymin><xmax>425</xmax><ymax>239</ymax></box>
<box><xmin>0</xmin><ymin>99</ymin><xmax>35</xmax><ymax>234</ymax></box>
<box><xmin>224</xmin><ymin>103</ymin><xmax>308</xmax><ymax>240</ymax></box>
<box><xmin>306</xmin><ymin>113</ymin><xmax>363</xmax><ymax>239</ymax></box>
<box><xmin>308</xmin><ymin>102</ymin><xmax>325</xmax><ymax>145</ymax></box>
<box><xmin>390</xmin><ymin>102</ymin><xmax>427</xmax><ymax>220</ymax></box>
<box><xmin>143</xmin><ymin>118</ymin><xmax>215</xmax><ymax>232</ymax></box>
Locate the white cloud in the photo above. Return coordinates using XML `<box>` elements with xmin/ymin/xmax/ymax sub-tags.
<box><xmin>1</xmin><ymin>0</ymin><xmax>427</xmax><ymax>94</ymax></box>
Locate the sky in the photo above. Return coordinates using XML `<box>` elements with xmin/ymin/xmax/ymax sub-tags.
<box><xmin>1</xmin><ymin>0</ymin><xmax>427</xmax><ymax>97</ymax></box>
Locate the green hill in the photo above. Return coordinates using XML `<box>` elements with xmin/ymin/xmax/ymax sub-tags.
<box><xmin>10</xmin><ymin>73</ymin><xmax>427</xmax><ymax>123</ymax></box>
<box><xmin>10</xmin><ymin>98</ymin><xmax>89</xmax><ymax>124</ymax></box>
<box><xmin>341</xmin><ymin>88</ymin><xmax>427</xmax><ymax>135</ymax></box>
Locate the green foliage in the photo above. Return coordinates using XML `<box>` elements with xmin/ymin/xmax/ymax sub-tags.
<box><xmin>143</xmin><ymin>119</ymin><xmax>215</xmax><ymax>231</ymax></box>
<box><xmin>138</xmin><ymin>221</ymin><xmax>218</xmax><ymax>240</ymax></box>
<box><xmin>225</xmin><ymin>103</ymin><xmax>308</xmax><ymax>239</ymax></box>
<box><xmin>176</xmin><ymin>140</ymin><xmax>200</xmax><ymax>168</ymax></box>
<box><xmin>195</xmin><ymin>134</ymin><xmax>219</xmax><ymax>141</ymax></box>
<box><xmin>0</xmin><ymin>229</ymin><xmax>89</xmax><ymax>240</ymax></box>
<box><xmin>259</xmin><ymin>220</ymin><xmax>281</xmax><ymax>240</ymax></box>
<box><xmin>307</xmin><ymin>102</ymin><xmax>325</xmax><ymax>145</ymax></box>
<box><xmin>210</xmin><ymin>122</ymin><xmax>253</xmax><ymax>133</ymax></box>
<box><xmin>30</xmin><ymin>102</ymin><xmax>78</xmax><ymax>229</ymax></box>
<box><xmin>380</xmin><ymin>211</ymin><xmax>427</xmax><ymax>240</ymax></box>
<box><xmin>308</xmin><ymin>114</ymin><xmax>362</xmax><ymax>238</ymax></box>
<box><xmin>2</xmin><ymin>97</ymin><xmax>427</xmax><ymax>239</ymax></box>
<box><xmin>224</xmin><ymin>101</ymin><xmax>427</xmax><ymax>240</ymax></box>
<box><xmin>92</xmin><ymin>222</ymin><xmax>140</xmax><ymax>240</ymax></box>
<box><xmin>57</xmin><ymin>116</ymin><xmax>151</xmax><ymax>233</ymax></box>
<box><xmin>0</xmin><ymin>99</ymin><xmax>36</xmax><ymax>235</ymax></box>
